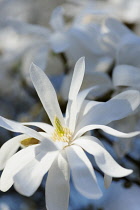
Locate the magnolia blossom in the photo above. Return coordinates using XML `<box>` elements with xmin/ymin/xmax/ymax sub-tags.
<box><xmin>0</xmin><ymin>58</ymin><xmax>140</xmax><ymax>210</ymax></box>
<box><xmin>0</xmin><ymin>6</ymin><xmax>114</xmax><ymax>74</ymax></box>
<box><xmin>111</xmin><ymin>64</ymin><xmax>140</xmax><ymax>157</ymax></box>
<box><xmin>102</xmin><ymin>17</ymin><xmax>140</xmax><ymax>68</ymax></box>
<box><xmin>65</xmin><ymin>0</ymin><xmax>140</xmax><ymax>24</ymax></box>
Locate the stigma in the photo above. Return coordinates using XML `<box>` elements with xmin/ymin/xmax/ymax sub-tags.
<box><xmin>52</xmin><ymin>116</ymin><xmax>72</xmax><ymax>143</ymax></box>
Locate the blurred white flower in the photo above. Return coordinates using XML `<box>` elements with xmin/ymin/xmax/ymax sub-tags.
<box><xmin>0</xmin><ymin>5</ymin><xmax>114</xmax><ymax>77</ymax></box>
<box><xmin>102</xmin><ymin>0</ymin><xmax>140</xmax><ymax>24</ymax></box>
<box><xmin>111</xmin><ymin>64</ymin><xmax>140</xmax><ymax>157</ymax></box>
<box><xmin>0</xmin><ymin>58</ymin><xmax>140</xmax><ymax>210</ymax></box>
<box><xmin>103</xmin><ymin>18</ymin><xmax>140</xmax><ymax>68</ymax></box>
<box><xmin>71</xmin><ymin>0</ymin><xmax>140</xmax><ymax>24</ymax></box>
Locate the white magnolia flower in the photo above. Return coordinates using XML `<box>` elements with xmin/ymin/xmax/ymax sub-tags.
<box><xmin>66</xmin><ymin>0</ymin><xmax>140</xmax><ymax>24</ymax></box>
<box><xmin>111</xmin><ymin>64</ymin><xmax>140</xmax><ymax>157</ymax></box>
<box><xmin>0</xmin><ymin>58</ymin><xmax>140</xmax><ymax>210</ymax></box>
<box><xmin>103</xmin><ymin>18</ymin><xmax>140</xmax><ymax>68</ymax></box>
<box><xmin>0</xmin><ymin>6</ymin><xmax>114</xmax><ymax>74</ymax></box>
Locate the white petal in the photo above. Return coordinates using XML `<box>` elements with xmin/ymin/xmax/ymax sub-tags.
<box><xmin>71</xmin><ymin>85</ymin><xmax>110</xmax><ymax>132</ymax></box>
<box><xmin>113</xmin><ymin>65</ymin><xmax>140</xmax><ymax>89</ymax></box>
<box><xmin>14</xmin><ymin>150</ymin><xmax>58</xmax><ymax>196</ymax></box>
<box><xmin>66</xmin><ymin>57</ymin><xmax>85</xmax><ymax>127</ymax></box>
<box><xmin>74</xmin><ymin>124</ymin><xmax>140</xmax><ymax>140</ymax></box>
<box><xmin>22</xmin><ymin>122</ymin><xmax>54</xmax><ymax>134</ymax></box>
<box><xmin>0</xmin><ymin>145</ymin><xmax>38</xmax><ymax>192</ymax></box>
<box><xmin>68</xmin><ymin>87</ymin><xmax>94</xmax><ymax>131</ymax></box>
<box><xmin>78</xmin><ymin>100</ymin><xmax>103</xmax><ymax>120</ymax></box>
<box><xmin>0</xmin><ymin>134</ymin><xmax>29</xmax><ymax>170</ymax></box>
<box><xmin>49</xmin><ymin>6</ymin><xmax>64</xmax><ymax>31</ymax></box>
<box><xmin>75</xmin><ymin>136</ymin><xmax>133</xmax><ymax>177</ymax></box>
<box><xmin>104</xmin><ymin>174</ymin><xmax>112</xmax><ymax>189</ymax></box>
<box><xmin>30</xmin><ymin>63</ymin><xmax>64</xmax><ymax>127</ymax></box>
<box><xmin>45</xmin><ymin>150</ymin><xmax>70</xmax><ymax>210</ymax></box>
<box><xmin>68</xmin><ymin>57</ymin><xmax>85</xmax><ymax>101</ymax></box>
<box><xmin>66</xmin><ymin>145</ymin><xmax>102</xmax><ymax>199</ymax></box>
<box><xmin>0</xmin><ymin>116</ymin><xmax>43</xmax><ymax>141</ymax></box>
<box><xmin>77</xmin><ymin>90</ymin><xmax>140</xmax><ymax>129</ymax></box>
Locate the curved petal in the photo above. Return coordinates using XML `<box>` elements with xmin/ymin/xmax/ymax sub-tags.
<box><xmin>113</xmin><ymin>65</ymin><xmax>140</xmax><ymax>89</ymax></box>
<box><xmin>0</xmin><ymin>145</ymin><xmax>38</xmax><ymax>192</ymax></box>
<box><xmin>30</xmin><ymin>63</ymin><xmax>64</xmax><ymax>127</ymax></box>
<box><xmin>73</xmin><ymin>124</ymin><xmax>140</xmax><ymax>140</ymax></box>
<box><xmin>22</xmin><ymin>122</ymin><xmax>54</xmax><ymax>134</ymax></box>
<box><xmin>45</xmin><ymin>150</ymin><xmax>70</xmax><ymax>210</ymax></box>
<box><xmin>75</xmin><ymin>136</ymin><xmax>133</xmax><ymax>178</ymax></box>
<box><xmin>0</xmin><ymin>116</ymin><xmax>43</xmax><ymax>141</ymax></box>
<box><xmin>77</xmin><ymin>90</ymin><xmax>140</xmax><ymax>130</ymax></box>
<box><xmin>0</xmin><ymin>134</ymin><xmax>29</xmax><ymax>170</ymax></box>
<box><xmin>66</xmin><ymin>145</ymin><xmax>102</xmax><ymax>199</ymax></box>
<box><xmin>104</xmin><ymin>174</ymin><xmax>112</xmax><ymax>189</ymax></box>
<box><xmin>14</xmin><ymin>150</ymin><xmax>58</xmax><ymax>196</ymax></box>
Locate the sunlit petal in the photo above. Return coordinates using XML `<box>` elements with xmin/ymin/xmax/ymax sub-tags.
<box><xmin>46</xmin><ymin>150</ymin><xmax>70</xmax><ymax>210</ymax></box>
<box><xmin>66</xmin><ymin>145</ymin><xmax>102</xmax><ymax>199</ymax></box>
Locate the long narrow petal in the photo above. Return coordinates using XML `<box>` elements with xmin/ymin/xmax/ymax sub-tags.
<box><xmin>0</xmin><ymin>134</ymin><xmax>29</xmax><ymax>170</ymax></box>
<box><xmin>75</xmin><ymin>136</ymin><xmax>133</xmax><ymax>177</ymax></box>
<box><xmin>73</xmin><ymin>124</ymin><xmax>140</xmax><ymax>140</ymax></box>
<box><xmin>45</xmin><ymin>150</ymin><xmax>70</xmax><ymax>210</ymax></box>
<box><xmin>22</xmin><ymin>122</ymin><xmax>54</xmax><ymax>134</ymax></box>
<box><xmin>68</xmin><ymin>57</ymin><xmax>85</xmax><ymax>101</ymax></box>
<box><xmin>113</xmin><ymin>65</ymin><xmax>140</xmax><ymax>88</ymax></box>
<box><xmin>66</xmin><ymin>57</ymin><xmax>85</xmax><ymax>127</ymax></box>
<box><xmin>0</xmin><ymin>145</ymin><xmax>38</xmax><ymax>192</ymax></box>
<box><xmin>14</xmin><ymin>150</ymin><xmax>58</xmax><ymax>196</ymax></box>
<box><xmin>66</xmin><ymin>145</ymin><xmax>102</xmax><ymax>199</ymax></box>
<box><xmin>0</xmin><ymin>116</ymin><xmax>43</xmax><ymax>141</ymax></box>
<box><xmin>104</xmin><ymin>174</ymin><xmax>112</xmax><ymax>189</ymax></box>
<box><xmin>77</xmin><ymin>90</ymin><xmax>140</xmax><ymax>130</ymax></box>
<box><xmin>30</xmin><ymin>63</ymin><xmax>64</xmax><ymax>127</ymax></box>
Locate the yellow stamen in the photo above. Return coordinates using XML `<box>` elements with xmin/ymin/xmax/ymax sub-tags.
<box><xmin>52</xmin><ymin>116</ymin><xmax>72</xmax><ymax>142</ymax></box>
<box><xmin>54</xmin><ymin>116</ymin><xmax>64</xmax><ymax>137</ymax></box>
<box><xmin>20</xmin><ymin>138</ymin><xmax>40</xmax><ymax>147</ymax></box>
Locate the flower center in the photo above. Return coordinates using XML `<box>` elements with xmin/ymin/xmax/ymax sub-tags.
<box><xmin>52</xmin><ymin>116</ymin><xmax>72</xmax><ymax>143</ymax></box>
